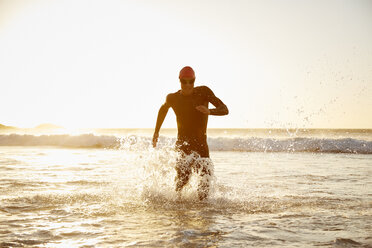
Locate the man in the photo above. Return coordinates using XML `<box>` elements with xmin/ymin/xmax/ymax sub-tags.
<box><xmin>152</xmin><ymin>66</ymin><xmax>228</xmax><ymax>200</ymax></box>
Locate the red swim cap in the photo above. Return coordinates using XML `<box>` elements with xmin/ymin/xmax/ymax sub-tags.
<box><xmin>179</xmin><ymin>66</ymin><xmax>195</xmax><ymax>79</ymax></box>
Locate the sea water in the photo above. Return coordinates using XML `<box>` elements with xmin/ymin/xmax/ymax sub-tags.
<box><xmin>0</xmin><ymin>129</ymin><xmax>371</xmax><ymax>247</ymax></box>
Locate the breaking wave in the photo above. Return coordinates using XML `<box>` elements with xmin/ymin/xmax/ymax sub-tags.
<box><xmin>0</xmin><ymin>134</ymin><xmax>371</xmax><ymax>154</ymax></box>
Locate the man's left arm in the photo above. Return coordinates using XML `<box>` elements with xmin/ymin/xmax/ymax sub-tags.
<box><xmin>203</xmin><ymin>86</ymin><xmax>229</xmax><ymax>116</ymax></box>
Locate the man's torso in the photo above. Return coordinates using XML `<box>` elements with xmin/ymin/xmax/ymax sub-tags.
<box><xmin>167</xmin><ymin>86</ymin><xmax>211</xmax><ymax>157</ymax></box>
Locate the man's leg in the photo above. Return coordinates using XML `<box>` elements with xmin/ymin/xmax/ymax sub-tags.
<box><xmin>175</xmin><ymin>157</ymin><xmax>191</xmax><ymax>193</ymax></box>
<box><xmin>195</xmin><ymin>159</ymin><xmax>212</xmax><ymax>201</ymax></box>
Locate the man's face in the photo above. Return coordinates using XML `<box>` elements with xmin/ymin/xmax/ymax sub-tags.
<box><xmin>180</xmin><ymin>77</ymin><xmax>195</xmax><ymax>95</ymax></box>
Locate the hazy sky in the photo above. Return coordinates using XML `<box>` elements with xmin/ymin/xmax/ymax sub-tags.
<box><xmin>0</xmin><ymin>0</ymin><xmax>371</xmax><ymax>128</ymax></box>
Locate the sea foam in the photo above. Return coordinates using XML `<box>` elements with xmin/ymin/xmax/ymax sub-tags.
<box><xmin>0</xmin><ymin>134</ymin><xmax>371</xmax><ymax>154</ymax></box>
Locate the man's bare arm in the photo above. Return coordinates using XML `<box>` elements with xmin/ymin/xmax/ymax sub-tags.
<box><xmin>153</xmin><ymin>103</ymin><xmax>170</xmax><ymax>147</ymax></box>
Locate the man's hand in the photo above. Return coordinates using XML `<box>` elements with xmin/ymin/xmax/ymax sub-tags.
<box><xmin>195</xmin><ymin>105</ymin><xmax>210</xmax><ymax>115</ymax></box>
<box><xmin>152</xmin><ymin>132</ymin><xmax>159</xmax><ymax>148</ymax></box>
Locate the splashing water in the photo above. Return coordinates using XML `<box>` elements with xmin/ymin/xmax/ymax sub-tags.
<box><xmin>117</xmin><ymin>137</ymin><xmax>217</xmax><ymax>205</ymax></box>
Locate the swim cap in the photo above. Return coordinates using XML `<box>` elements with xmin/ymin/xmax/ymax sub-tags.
<box><xmin>179</xmin><ymin>66</ymin><xmax>195</xmax><ymax>79</ymax></box>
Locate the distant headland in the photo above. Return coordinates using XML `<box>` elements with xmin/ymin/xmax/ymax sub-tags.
<box><xmin>0</xmin><ymin>123</ymin><xmax>63</xmax><ymax>130</ymax></box>
<box><xmin>0</xmin><ymin>124</ymin><xmax>16</xmax><ymax>130</ymax></box>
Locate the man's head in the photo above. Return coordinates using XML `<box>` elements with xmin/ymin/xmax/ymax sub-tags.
<box><xmin>179</xmin><ymin>66</ymin><xmax>195</xmax><ymax>96</ymax></box>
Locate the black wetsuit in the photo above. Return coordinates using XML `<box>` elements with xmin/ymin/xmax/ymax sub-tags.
<box><xmin>164</xmin><ymin>86</ymin><xmax>226</xmax><ymax>158</ymax></box>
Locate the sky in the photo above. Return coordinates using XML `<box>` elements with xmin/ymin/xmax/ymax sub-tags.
<box><xmin>0</xmin><ymin>0</ymin><xmax>371</xmax><ymax>129</ymax></box>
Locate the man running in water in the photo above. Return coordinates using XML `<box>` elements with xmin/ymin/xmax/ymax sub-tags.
<box><xmin>152</xmin><ymin>66</ymin><xmax>229</xmax><ymax>200</ymax></box>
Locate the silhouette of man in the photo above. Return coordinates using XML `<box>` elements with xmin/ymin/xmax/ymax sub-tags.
<box><xmin>152</xmin><ymin>66</ymin><xmax>228</xmax><ymax>200</ymax></box>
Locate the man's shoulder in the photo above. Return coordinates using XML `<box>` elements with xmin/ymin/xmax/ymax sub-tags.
<box><xmin>166</xmin><ymin>90</ymin><xmax>181</xmax><ymax>103</ymax></box>
<box><xmin>194</xmin><ymin>85</ymin><xmax>213</xmax><ymax>95</ymax></box>
<box><xmin>167</xmin><ymin>90</ymin><xmax>180</xmax><ymax>98</ymax></box>
<box><xmin>194</xmin><ymin>85</ymin><xmax>209</xmax><ymax>90</ymax></box>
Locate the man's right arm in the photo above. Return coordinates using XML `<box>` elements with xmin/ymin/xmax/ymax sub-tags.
<box><xmin>153</xmin><ymin>96</ymin><xmax>171</xmax><ymax>147</ymax></box>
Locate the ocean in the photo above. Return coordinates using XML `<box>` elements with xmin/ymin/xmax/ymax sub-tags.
<box><xmin>0</xmin><ymin>128</ymin><xmax>371</xmax><ymax>247</ymax></box>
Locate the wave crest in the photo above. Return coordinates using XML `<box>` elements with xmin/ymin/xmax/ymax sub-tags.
<box><xmin>0</xmin><ymin>134</ymin><xmax>371</xmax><ymax>154</ymax></box>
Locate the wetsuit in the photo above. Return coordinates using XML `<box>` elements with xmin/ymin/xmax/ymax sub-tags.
<box><xmin>156</xmin><ymin>85</ymin><xmax>227</xmax><ymax>200</ymax></box>
<box><xmin>164</xmin><ymin>86</ymin><xmax>226</xmax><ymax>157</ymax></box>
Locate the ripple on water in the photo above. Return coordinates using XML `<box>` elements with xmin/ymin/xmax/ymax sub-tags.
<box><xmin>334</xmin><ymin>238</ymin><xmax>364</xmax><ymax>247</ymax></box>
<box><xmin>65</xmin><ymin>180</ymin><xmax>108</xmax><ymax>186</ymax></box>
<box><xmin>0</xmin><ymin>229</ymin><xmax>63</xmax><ymax>248</ymax></box>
